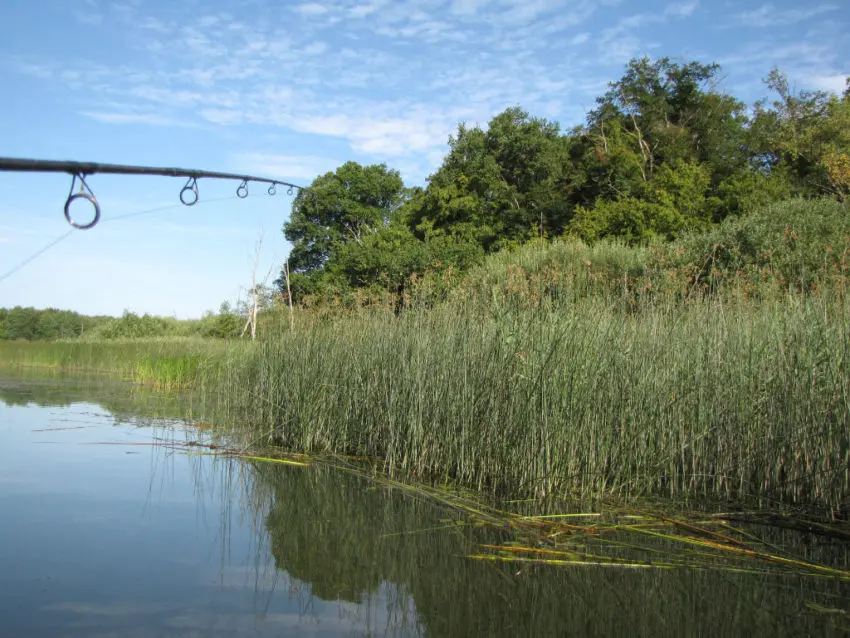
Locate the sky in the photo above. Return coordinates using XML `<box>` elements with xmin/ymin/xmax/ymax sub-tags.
<box><xmin>0</xmin><ymin>0</ymin><xmax>847</xmax><ymax>319</ymax></box>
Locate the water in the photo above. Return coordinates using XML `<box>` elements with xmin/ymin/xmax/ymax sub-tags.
<box><xmin>1</xmin><ymin>374</ymin><xmax>848</xmax><ymax>637</ymax></box>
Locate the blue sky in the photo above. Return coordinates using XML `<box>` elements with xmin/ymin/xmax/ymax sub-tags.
<box><xmin>0</xmin><ymin>0</ymin><xmax>847</xmax><ymax>318</ymax></box>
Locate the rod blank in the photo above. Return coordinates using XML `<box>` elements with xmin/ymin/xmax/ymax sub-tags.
<box><xmin>0</xmin><ymin>156</ymin><xmax>305</xmax><ymax>230</ymax></box>
<box><xmin>0</xmin><ymin>156</ymin><xmax>303</xmax><ymax>191</ymax></box>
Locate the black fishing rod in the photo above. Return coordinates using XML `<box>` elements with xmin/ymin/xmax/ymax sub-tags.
<box><xmin>0</xmin><ymin>156</ymin><xmax>305</xmax><ymax>230</ymax></box>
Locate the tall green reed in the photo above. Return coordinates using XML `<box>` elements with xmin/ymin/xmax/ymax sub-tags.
<box><xmin>201</xmin><ymin>293</ymin><xmax>850</xmax><ymax>514</ymax></box>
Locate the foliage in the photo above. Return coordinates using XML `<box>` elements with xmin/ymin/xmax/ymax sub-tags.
<box><xmin>198</xmin><ymin>302</ymin><xmax>243</xmax><ymax>339</ymax></box>
<box><xmin>0</xmin><ymin>306</ymin><xmax>108</xmax><ymax>341</ymax></box>
<box><xmin>405</xmin><ymin>107</ymin><xmax>570</xmax><ymax>251</ymax></box>
<box><xmin>7</xmin><ymin>286</ymin><xmax>850</xmax><ymax>513</ymax></box>
<box><xmin>672</xmin><ymin>197</ymin><xmax>850</xmax><ymax>294</ymax></box>
<box><xmin>568</xmin><ymin>57</ymin><xmax>752</xmax><ymax>221</ymax></box>
<box><xmin>6</xmin><ymin>198</ymin><xmax>850</xmax><ymax>512</ymax></box>
<box><xmin>749</xmin><ymin>69</ymin><xmax>850</xmax><ymax>200</ymax></box>
<box><xmin>279</xmin><ymin>161</ymin><xmax>408</xmax><ymax>300</ymax></box>
<box><xmin>1</xmin><ymin>303</ymin><xmax>254</xmax><ymax>343</ymax></box>
<box><xmin>272</xmin><ymin>58</ymin><xmax>847</xmax><ymax>303</ymax></box>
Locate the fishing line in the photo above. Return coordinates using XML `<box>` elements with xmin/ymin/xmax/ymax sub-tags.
<box><xmin>0</xmin><ymin>229</ymin><xmax>76</xmax><ymax>285</ymax></box>
<box><xmin>101</xmin><ymin>194</ymin><xmax>240</xmax><ymax>223</ymax></box>
<box><xmin>0</xmin><ymin>193</ymin><xmax>257</xmax><ymax>285</ymax></box>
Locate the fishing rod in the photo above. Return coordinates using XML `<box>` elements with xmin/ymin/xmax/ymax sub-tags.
<box><xmin>0</xmin><ymin>156</ymin><xmax>306</xmax><ymax>230</ymax></box>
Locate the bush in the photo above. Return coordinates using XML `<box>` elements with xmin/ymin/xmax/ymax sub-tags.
<box><xmin>672</xmin><ymin>198</ymin><xmax>850</xmax><ymax>293</ymax></box>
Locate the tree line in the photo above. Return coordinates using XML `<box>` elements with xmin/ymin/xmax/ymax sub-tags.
<box><xmin>279</xmin><ymin>57</ymin><xmax>850</xmax><ymax>303</ymax></box>
<box><xmin>0</xmin><ymin>306</ymin><xmax>245</xmax><ymax>341</ymax></box>
<box><xmin>0</xmin><ymin>306</ymin><xmax>106</xmax><ymax>341</ymax></box>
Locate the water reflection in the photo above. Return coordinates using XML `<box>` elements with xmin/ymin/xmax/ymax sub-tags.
<box><xmin>1</xmin><ymin>373</ymin><xmax>848</xmax><ymax>637</ymax></box>
<box><xmin>253</xmin><ymin>461</ymin><xmax>850</xmax><ymax>637</ymax></box>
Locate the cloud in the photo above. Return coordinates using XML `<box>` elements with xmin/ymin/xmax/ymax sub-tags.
<box><xmin>231</xmin><ymin>153</ymin><xmax>340</xmax><ymax>182</ymax></box>
<box><xmin>303</xmin><ymin>41</ymin><xmax>328</xmax><ymax>55</ymax></box>
<box><xmin>74</xmin><ymin>10</ymin><xmax>103</xmax><ymax>26</ymax></box>
<box><xmin>809</xmin><ymin>74</ymin><xmax>849</xmax><ymax>94</ymax></box>
<box><xmin>664</xmin><ymin>1</ymin><xmax>698</xmax><ymax>17</ymax></box>
<box><xmin>13</xmin><ymin>0</ymin><xmax>847</xmax><ymax>190</ymax></box>
<box><xmin>734</xmin><ymin>3</ymin><xmax>839</xmax><ymax>28</ymax></box>
<box><xmin>199</xmin><ymin>108</ymin><xmax>244</xmax><ymax>126</ymax></box>
<box><xmin>596</xmin><ymin>5</ymin><xmax>702</xmax><ymax>64</ymax></box>
<box><xmin>79</xmin><ymin>111</ymin><xmax>194</xmax><ymax>126</ymax></box>
<box><xmin>598</xmin><ymin>14</ymin><xmax>650</xmax><ymax>63</ymax></box>
<box><xmin>349</xmin><ymin>0</ymin><xmax>390</xmax><ymax>19</ymax></box>
<box><xmin>717</xmin><ymin>40</ymin><xmax>835</xmax><ymax>71</ymax></box>
<box><xmin>295</xmin><ymin>2</ymin><xmax>330</xmax><ymax>16</ymax></box>
<box><xmin>497</xmin><ymin>0</ymin><xmax>560</xmax><ymax>25</ymax></box>
<box><xmin>11</xmin><ymin>59</ymin><xmax>53</xmax><ymax>79</ymax></box>
<box><xmin>450</xmin><ymin>0</ymin><xmax>492</xmax><ymax>15</ymax></box>
<box><xmin>291</xmin><ymin>110</ymin><xmax>449</xmax><ymax>156</ymax></box>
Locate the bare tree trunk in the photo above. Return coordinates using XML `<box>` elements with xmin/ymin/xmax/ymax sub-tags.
<box><xmin>241</xmin><ymin>236</ymin><xmax>263</xmax><ymax>341</ymax></box>
<box><xmin>239</xmin><ymin>233</ymin><xmax>279</xmax><ymax>340</ymax></box>
<box><xmin>283</xmin><ymin>259</ymin><xmax>294</xmax><ymax>333</ymax></box>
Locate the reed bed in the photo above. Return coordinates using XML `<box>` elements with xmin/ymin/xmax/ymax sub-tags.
<box><xmin>321</xmin><ymin>460</ymin><xmax>850</xmax><ymax>585</ymax></box>
<box><xmin>3</xmin><ymin>291</ymin><xmax>849</xmax><ymax>513</ymax></box>
<box><xmin>194</xmin><ymin>292</ymin><xmax>850</xmax><ymax>515</ymax></box>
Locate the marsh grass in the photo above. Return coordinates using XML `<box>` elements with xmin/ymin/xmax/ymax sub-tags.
<box><xmin>0</xmin><ymin>338</ymin><xmax>229</xmax><ymax>389</ymax></box>
<box><xmin>195</xmin><ymin>291</ymin><xmax>850</xmax><ymax>515</ymax></box>
<box><xmin>2</xmin><ymin>200</ymin><xmax>849</xmax><ymax>513</ymax></box>
<box><xmin>3</xmin><ymin>290</ymin><xmax>849</xmax><ymax>514</ymax></box>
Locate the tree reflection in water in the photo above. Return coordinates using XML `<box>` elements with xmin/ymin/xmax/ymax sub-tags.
<box><xmin>252</xmin><ymin>462</ymin><xmax>850</xmax><ymax>637</ymax></box>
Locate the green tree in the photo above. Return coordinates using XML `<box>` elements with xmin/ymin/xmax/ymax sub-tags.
<box><xmin>278</xmin><ymin>162</ymin><xmax>408</xmax><ymax>300</ymax></box>
<box><xmin>3</xmin><ymin>306</ymin><xmax>39</xmax><ymax>340</ymax></box>
<box><xmin>569</xmin><ymin>57</ymin><xmax>752</xmax><ymax>222</ymax></box>
<box><xmin>202</xmin><ymin>302</ymin><xmax>242</xmax><ymax>338</ymax></box>
<box><xmin>749</xmin><ymin>69</ymin><xmax>850</xmax><ymax>201</ymax></box>
<box><xmin>407</xmin><ymin>107</ymin><xmax>569</xmax><ymax>252</ymax></box>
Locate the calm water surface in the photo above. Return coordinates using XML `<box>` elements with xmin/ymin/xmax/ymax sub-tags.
<box><xmin>1</xmin><ymin>374</ymin><xmax>848</xmax><ymax>637</ymax></box>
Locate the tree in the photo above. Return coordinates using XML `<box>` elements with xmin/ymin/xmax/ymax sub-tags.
<box><xmin>749</xmin><ymin>69</ymin><xmax>850</xmax><ymax>201</ymax></box>
<box><xmin>240</xmin><ymin>235</ymin><xmax>276</xmax><ymax>340</ymax></box>
<box><xmin>406</xmin><ymin>108</ymin><xmax>569</xmax><ymax>253</ymax></box>
<box><xmin>278</xmin><ymin>162</ymin><xmax>408</xmax><ymax>300</ymax></box>
<box><xmin>203</xmin><ymin>302</ymin><xmax>242</xmax><ymax>339</ymax></box>
<box><xmin>563</xmin><ymin>57</ymin><xmax>755</xmax><ymax>224</ymax></box>
<box><xmin>3</xmin><ymin>306</ymin><xmax>39</xmax><ymax>340</ymax></box>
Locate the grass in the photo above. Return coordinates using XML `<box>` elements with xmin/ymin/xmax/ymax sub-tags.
<box><xmin>0</xmin><ymin>338</ymin><xmax>228</xmax><ymax>390</ymax></box>
<box><xmin>2</xmin><ymin>199</ymin><xmax>849</xmax><ymax>516</ymax></box>
<box><xmin>199</xmin><ymin>293</ymin><xmax>850</xmax><ymax>515</ymax></box>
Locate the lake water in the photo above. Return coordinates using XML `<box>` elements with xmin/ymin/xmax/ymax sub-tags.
<box><xmin>1</xmin><ymin>373</ymin><xmax>848</xmax><ymax>637</ymax></box>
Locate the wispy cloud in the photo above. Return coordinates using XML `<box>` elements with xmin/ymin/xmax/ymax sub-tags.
<box><xmin>79</xmin><ymin>111</ymin><xmax>196</xmax><ymax>126</ymax></box>
<box><xmin>810</xmin><ymin>74</ymin><xmax>849</xmax><ymax>94</ymax></box>
<box><xmin>450</xmin><ymin>0</ymin><xmax>493</xmax><ymax>16</ymax></box>
<box><xmin>7</xmin><ymin>1</ymin><xmax>608</xmax><ymax>175</ymax></box>
<box><xmin>665</xmin><ymin>1</ymin><xmax>698</xmax><ymax>17</ymax></box>
<box><xmin>734</xmin><ymin>3</ymin><xmax>838</xmax><ymax>28</ymax></box>
<box><xmin>8</xmin><ymin>0</ymin><xmax>848</xmax><ymax>185</ymax></box>
<box><xmin>231</xmin><ymin>153</ymin><xmax>341</xmax><ymax>182</ymax></box>
<box><xmin>596</xmin><ymin>4</ymin><xmax>702</xmax><ymax>64</ymax></box>
<box><xmin>73</xmin><ymin>11</ymin><xmax>103</xmax><ymax>26</ymax></box>
<box><xmin>294</xmin><ymin>2</ymin><xmax>332</xmax><ymax>17</ymax></box>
